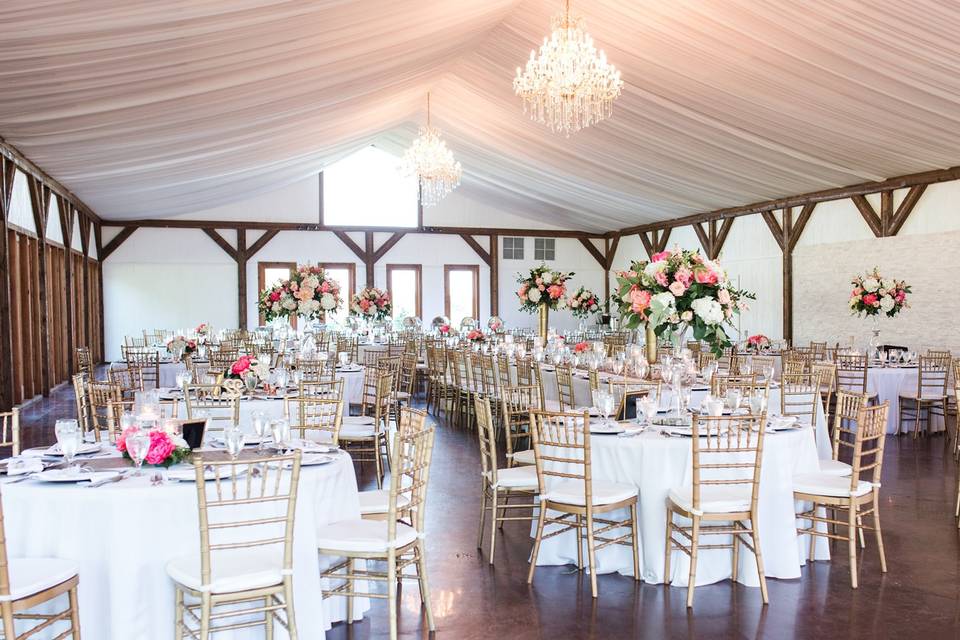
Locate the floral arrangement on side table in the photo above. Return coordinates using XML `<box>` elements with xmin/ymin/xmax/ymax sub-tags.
<box><xmin>614</xmin><ymin>248</ymin><xmax>755</xmax><ymax>356</ymax></box>
<box><xmin>516</xmin><ymin>265</ymin><xmax>573</xmax><ymax>312</ymax></box>
<box><xmin>569</xmin><ymin>287</ymin><xmax>601</xmax><ymax>319</ymax></box>
<box><xmin>350</xmin><ymin>287</ymin><xmax>392</xmax><ymax>321</ymax></box>
<box><xmin>117</xmin><ymin>428</ymin><xmax>190</xmax><ymax>468</ymax></box>
<box><xmin>849</xmin><ymin>268</ymin><xmax>910</xmax><ymax>318</ymax></box>
<box><xmin>258</xmin><ymin>265</ymin><xmax>342</xmax><ymax>322</ymax></box>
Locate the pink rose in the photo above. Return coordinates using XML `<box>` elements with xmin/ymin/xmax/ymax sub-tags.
<box><xmin>895</xmin><ymin>290</ymin><xmax>906</xmax><ymax>303</ymax></box>
<box><xmin>145</xmin><ymin>431</ymin><xmax>176</xmax><ymax>465</ymax></box>
<box><xmin>654</xmin><ymin>271</ymin><xmax>669</xmax><ymax>287</ymax></box>
<box><xmin>629</xmin><ymin>287</ymin><xmax>651</xmax><ymax>314</ymax></box>
<box><xmin>359</xmin><ymin>299</ymin><xmax>371</xmax><ymax>311</ymax></box>
<box><xmin>269</xmin><ymin>291</ymin><xmax>281</xmax><ymax>302</ymax></box>
<box><xmin>862</xmin><ymin>293</ymin><xmax>878</xmax><ymax>306</ymax></box>
<box><xmin>668</xmin><ymin>281</ymin><xmax>686</xmax><ymax>297</ymax></box>
<box><xmin>650</xmin><ymin>251</ymin><xmax>671</xmax><ymax>262</ymax></box>
<box><xmin>574</xmin><ymin>342</ymin><xmax>589</xmax><ymax>353</ymax></box>
<box><xmin>694</xmin><ymin>268</ymin><xmax>718</xmax><ymax>285</ymax></box>
<box><xmin>675</xmin><ymin>267</ymin><xmax>693</xmax><ymax>286</ymax></box>
<box><xmin>320</xmin><ymin>282</ymin><xmax>330</xmax><ymax>293</ymax></box>
<box><xmin>547</xmin><ymin>284</ymin><xmax>564</xmax><ymax>299</ymax></box>
<box><xmin>717</xmin><ymin>289</ymin><xmax>731</xmax><ymax>305</ymax></box>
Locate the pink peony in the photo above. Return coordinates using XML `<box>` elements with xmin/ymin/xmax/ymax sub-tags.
<box><xmin>629</xmin><ymin>287</ymin><xmax>651</xmax><ymax>314</ymax></box>
<box><xmin>295</xmin><ymin>287</ymin><xmax>314</xmax><ymax>301</ymax></box>
<box><xmin>320</xmin><ymin>281</ymin><xmax>330</xmax><ymax>293</ymax></box>
<box><xmin>654</xmin><ymin>271</ymin><xmax>669</xmax><ymax>287</ymax></box>
<box><xmin>145</xmin><ymin>431</ymin><xmax>176</xmax><ymax>465</ymax></box>
<box><xmin>231</xmin><ymin>356</ymin><xmax>252</xmax><ymax>375</ymax></box>
<box><xmin>694</xmin><ymin>268</ymin><xmax>718</xmax><ymax>285</ymax></box>
<box><xmin>862</xmin><ymin>293</ymin><xmax>878</xmax><ymax>306</ymax></box>
<box><xmin>668</xmin><ymin>281</ymin><xmax>686</xmax><ymax>297</ymax></box>
<box><xmin>675</xmin><ymin>267</ymin><xmax>693</xmax><ymax>286</ymax></box>
<box><xmin>717</xmin><ymin>289</ymin><xmax>731</xmax><ymax>305</ymax></box>
<box><xmin>573</xmin><ymin>342</ymin><xmax>590</xmax><ymax>354</ymax></box>
<box><xmin>650</xmin><ymin>251</ymin><xmax>671</xmax><ymax>262</ymax></box>
<box><xmin>359</xmin><ymin>299</ymin><xmax>371</xmax><ymax>311</ymax></box>
<box><xmin>269</xmin><ymin>290</ymin><xmax>281</xmax><ymax>302</ymax></box>
<box><xmin>547</xmin><ymin>284</ymin><xmax>563</xmax><ymax>299</ymax></box>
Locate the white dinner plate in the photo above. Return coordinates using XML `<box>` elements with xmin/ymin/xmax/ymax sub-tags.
<box><xmin>589</xmin><ymin>422</ymin><xmax>625</xmax><ymax>435</ymax></box>
<box><xmin>165</xmin><ymin>465</ymin><xmax>246</xmax><ymax>482</ymax></box>
<box><xmin>44</xmin><ymin>442</ymin><xmax>102</xmax><ymax>457</ymax></box>
<box><xmin>767</xmin><ymin>416</ymin><xmax>800</xmax><ymax>432</ymax></box>
<box><xmin>34</xmin><ymin>469</ymin><xmax>119</xmax><ymax>483</ymax></box>
<box><xmin>301</xmin><ymin>453</ymin><xmax>337</xmax><ymax>466</ymax></box>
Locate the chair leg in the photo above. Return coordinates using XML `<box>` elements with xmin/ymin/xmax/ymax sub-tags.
<box><xmin>856</xmin><ymin>507</ymin><xmax>866</xmax><ymax>549</ymax></box>
<box><xmin>477</xmin><ymin>483</ymin><xmax>488</xmax><ymax>551</ymax></box>
<box><xmin>284</xmin><ymin>578</ymin><xmax>299</xmax><ymax>640</ymax></box>
<box><xmin>663</xmin><ymin>509</ymin><xmax>673</xmax><ymax>584</ymax></box>
<box><xmin>575</xmin><ymin>514</ymin><xmax>584</xmax><ymax>570</ymax></box>
<box><xmin>174</xmin><ymin>587</ymin><xmax>184</xmax><ymax>640</ymax></box>
<box><xmin>67</xmin><ymin>585</ymin><xmax>81</xmax><ymax>639</ymax></box>
<box><xmin>732</xmin><ymin>521</ymin><xmax>740</xmax><ymax>583</ymax></box>
<box><xmin>346</xmin><ymin>559</ymin><xmax>354</xmax><ymax>624</ymax></box>
<box><xmin>489</xmin><ymin>487</ymin><xmax>499</xmax><ymax>564</ymax></box>
<box><xmin>388</xmin><ymin>550</ymin><xmax>398</xmax><ymax>640</ymax></box>
<box><xmin>2</xmin><ymin>603</ymin><xmax>15</xmax><ymax>640</ymax></box>
<box><xmin>750</xmin><ymin>516</ymin><xmax>768</xmax><ymax>604</ymax></box>
<box><xmin>200</xmin><ymin>593</ymin><xmax>212</xmax><ymax>640</ymax></box>
<box><xmin>265</xmin><ymin>597</ymin><xmax>274</xmax><ymax>640</ymax></box>
<box><xmin>416</xmin><ymin>541</ymin><xmax>436</xmax><ymax>632</ymax></box>
<box><xmin>586</xmin><ymin>515</ymin><xmax>599</xmax><ymax>598</ymax></box>
<box><xmin>807</xmin><ymin>503</ymin><xmax>817</xmax><ymax>561</ymax></box>
<box><xmin>686</xmin><ymin>516</ymin><xmax>700</xmax><ymax>608</ymax></box>
<box><xmin>527</xmin><ymin>503</ymin><xmax>547</xmax><ymax>585</ymax></box>
<box><xmin>631</xmin><ymin>503</ymin><xmax>640</xmax><ymax>581</ymax></box>
<box><xmin>848</xmin><ymin>503</ymin><xmax>859</xmax><ymax>589</ymax></box>
<box><xmin>872</xmin><ymin>493</ymin><xmax>887</xmax><ymax>573</ymax></box>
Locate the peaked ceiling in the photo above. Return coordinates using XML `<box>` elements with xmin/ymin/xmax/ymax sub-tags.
<box><xmin>1</xmin><ymin>0</ymin><xmax>960</xmax><ymax>232</ymax></box>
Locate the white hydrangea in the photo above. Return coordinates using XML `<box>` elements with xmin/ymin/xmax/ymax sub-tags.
<box><xmin>528</xmin><ymin>288</ymin><xmax>542</xmax><ymax>303</ymax></box>
<box><xmin>643</xmin><ymin>260</ymin><xmax>667</xmax><ymax>277</ymax></box>
<box><xmin>881</xmin><ymin>278</ymin><xmax>894</xmax><ymax>291</ymax></box>
<box><xmin>863</xmin><ymin>277</ymin><xmax>880</xmax><ymax>292</ymax></box>
<box><xmin>879</xmin><ymin>295</ymin><xmax>895</xmax><ymax>312</ymax></box>
<box><xmin>691</xmin><ymin>297</ymin><xmax>724</xmax><ymax>325</ymax></box>
<box><xmin>320</xmin><ymin>293</ymin><xmax>336</xmax><ymax>310</ymax></box>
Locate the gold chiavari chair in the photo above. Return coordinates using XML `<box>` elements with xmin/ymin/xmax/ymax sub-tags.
<box><xmin>809</xmin><ymin>341</ymin><xmax>828</xmax><ymax>360</ymax></box>
<box><xmin>821</xmin><ymin>390</ymin><xmax>865</xmax><ymax>478</ymax></box>
<box><xmin>515</xmin><ymin>357</ymin><xmax>534</xmax><ymax>388</ymax></box>
<box><xmin>75</xmin><ymin>346</ymin><xmax>94</xmax><ymax>379</ymax></box>
<box><xmin>495</xmin><ymin>354</ymin><xmax>513</xmax><ymax>396</ymax></box>
<box><xmin>297</xmin><ymin>378</ymin><xmax>344</xmax><ymax>400</ymax></box>
<box><xmin>606</xmin><ymin>380</ymin><xmax>651</xmax><ymax>421</ymax></box>
<box><xmin>780</xmin><ymin>374</ymin><xmax>822</xmax><ymax>429</ymax></box>
<box><xmin>295</xmin><ymin>357</ymin><xmax>330</xmax><ymax>383</ymax></box>
<box><xmin>397</xmin><ymin>351</ymin><xmax>418</xmax><ymax>406</ymax></box>
<box><xmin>167</xmin><ymin>451</ymin><xmax>303</xmax><ymax>639</ymax></box>
<box><xmin>0</xmin><ymin>492</ymin><xmax>81</xmax><ymax>639</ymax></box>
<box><xmin>835</xmin><ymin>354</ymin><xmax>872</xmax><ymax>397</ymax></box>
<box><xmin>782</xmin><ymin>358</ymin><xmax>807</xmax><ymax>377</ymax></box>
<box><xmin>336</xmin><ymin>337</ymin><xmax>360</xmax><ymax>364</ymax></box>
<box><xmin>183</xmin><ymin>380</ymin><xmax>243</xmax><ymax>437</ymax></box>
<box><xmin>125</xmin><ymin>348</ymin><xmax>161</xmax><ymax>390</ymax></box>
<box><xmin>377</xmin><ymin>355</ymin><xmax>404</xmax><ymax>427</ymax></box>
<box><xmin>357</xmin><ymin>408</ymin><xmax>429</xmax><ymax>521</ymax></box>
<box><xmin>143</xmin><ymin>329</ymin><xmax>165</xmax><ymax>346</ymax></box>
<box><xmin>446</xmin><ymin>351</ymin><xmax>472</xmax><ymax>429</ymax></box>
<box><xmin>363</xmin><ymin>349</ymin><xmax>385</xmax><ymax>370</ymax></box>
<box><xmin>286</xmin><ymin>396</ymin><xmax>342</xmax><ymax>445</ymax></box>
<box><xmin>696</xmin><ymin>351</ymin><xmax>717</xmax><ymax>370</ymax></box>
<box><xmin>555</xmin><ymin>364</ymin><xmax>576</xmax><ymax>411</ymax></box>
<box><xmin>926</xmin><ymin>349</ymin><xmax>952</xmax><ymax>359</ymax></box>
<box><xmin>72</xmin><ymin>373</ymin><xmax>91</xmax><ymax>435</ymax></box>
<box><xmin>423</xmin><ymin>347</ymin><xmax>441</xmax><ymax>415</ymax></box>
<box><xmin>342</xmin><ymin>372</ymin><xmax>393</xmax><ymax>488</ymax></box>
<box><xmin>665</xmin><ymin>413</ymin><xmax>768</xmax><ymax>608</ymax></box>
<box><xmin>811</xmin><ymin>361</ymin><xmax>837</xmax><ymax>425</ymax></box>
<box><xmin>88</xmin><ymin>381</ymin><xmax>123</xmax><ymax>443</ymax></box>
<box><xmin>603</xmin><ymin>333</ymin><xmax>627</xmax><ymax>357</ymax></box>
<box><xmin>317</xmin><ymin>412</ymin><xmax>436</xmax><ymax>640</ymax></box>
<box><xmin>124</xmin><ymin>335</ymin><xmax>146</xmax><ymax>348</ymax></box>
<box><xmin>899</xmin><ymin>354</ymin><xmax>951</xmax><ymax>438</ymax></box>
<box><xmin>207</xmin><ymin>347</ymin><xmax>238</xmax><ymax>375</ymax></box>
<box><xmin>500</xmin><ymin>385</ymin><xmax>540</xmax><ymax>467</ymax></box>
<box><xmin>527</xmin><ymin>409</ymin><xmax>640</xmax><ymax>598</ymax></box>
<box><xmin>474</xmin><ymin>396</ymin><xmax>538</xmax><ymax>564</ymax></box>
<box><xmin>794</xmin><ymin>402</ymin><xmax>889</xmax><ymax>588</ymax></box>
<box><xmin>952</xmin><ymin>359</ymin><xmax>960</xmax><ymax>460</ymax></box>
<box><xmin>0</xmin><ymin>408</ymin><xmax>20</xmax><ymax>456</ymax></box>
<box><xmin>108</xmin><ymin>365</ymin><xmax>144</xmax><ymax>399</ymax></box>
<box><xmin>710</xmin><ymin>373</ymin><xmax>759</xmax><ymax>399</ymax></box>
<box><xmin>783</xmin><ymin>349</ymin><xmax>811</xmax><ymax>375</ymax></box>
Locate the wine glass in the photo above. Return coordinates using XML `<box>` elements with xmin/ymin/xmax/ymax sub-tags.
<box><xmin>636</xmin><ymin>396</ymin><xmax>657</xmax><ymax>428</ymax></box>
<box><xmin>127</xmin><ymin>430</ymin><xmax>151</xmax><ymax>476</ymax></box>
<box><xmin>592</xmin><ymin>390</ymin><xmax>612</xmax><ymax>427</ymax></box>
<box><xmin>224</xmin><ymin>427</ymin><xmax>246</xmax><ymax>461</ymax></box>
<box><xmin>726</xmin><ymin>388</ymin><xmax>742</xmax><ymax>413</ymax></box>
<box><xmin>270</xmin><ymin>418</ymin><xmax>291</xmax><ymax>454</ymax></box>
<box><xmin>763</xmin><ymin>364</ymin><xmax>775</xmax><ymax>383</ymax></box>
<box><xmin>54</xmin><ymin>419</ymin><xmax>82</xmax><ymax>473</ymax></box>
<box><xmin>251</xmin><ymin>410</ymin><xmax>268</xmax><ymax>452</ymax></box>
<box><xmin>749</xmin><ymin>392</ymin><xmax>767</xmax><ymax>415</ymax></box>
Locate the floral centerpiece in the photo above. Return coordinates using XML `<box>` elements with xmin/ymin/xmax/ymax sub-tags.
<box><xmin>350</xmin><ymin>287</ymin><xmax>392</xmax><ymax>321</ymax></box>
<box><xmin>573</xmin><ymin>341</ymin><xmax>590</xmax><ymax>354</ymax></box>
<box><xmin>117</xmin><ymin>428</ymin><xmax>190</xmax><ymax>468</ymax></box>
<box><xmin>195</xmin><ymin>323</ymin><xmax>209</xmax><ymax>338</ymax></box>
<box><xmin>165</xmin><ymin>336</ymin><xmax>197</xmax><ymax>361</ymax></box>
<box><xmin>614</xmin><ymin>248</ymin><xmax>754</xmax><ymax>357</ymax></box>
<box><xmin>568</xmin><ymin>287</ymin><xmax>601</xmax><ymax>319</ymax></box>
<box><xmin>258</xmin><ymin>265</ymin><xmax>342</xmax><ymax>322</ymax></box>
<box><xmin>438</xmin><ymin>324</ymin><xmax>454</xmax><ymax>336</ymax></box>
<box><xmin>465</xmin><ymin>329</ymin><xmax>485</xmax><ymax>344</ymax></box>
<box><xmin>849</xmin><ymin>268</ymin><xmax>911</xmax><ymax>318</ymax></box>
<box><xmin>746</xmin><ymin>334</ymin><xmax>771</xmax><ymax>353</ymax></box>
<box><xmin>225</xmin><ymin>355</ymin><xmax>270</xmax><ymax>390</ymax></box>
<box><xmin>517</xmin><ymin>265</ymin><xmax>573</xmax><ymax>340</ymax></box>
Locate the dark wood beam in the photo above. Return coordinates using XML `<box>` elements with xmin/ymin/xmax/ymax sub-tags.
<box><xmin>27</xmin><ymin>177</ymin><xmax>51</xmax><ymax>395</ymax></box>
<box><xmin>59</xmin><ymin>202</ymin><xmax>75</xmax><ymax>375</ymax></box>
<box><xmin>489</xmin><ymin>233</ymin><xmax>499</xmax><ymax>317</ymax></box>
<box><xmin>616</xmin><ymin>164</ymin><xmax>960</xmax><ymax>236</ymax></box>
<box><xmin>78</xmin><ymin>215</ymin><xmax>92</xmax><ymax>258</ymax></box>
<box><xmin>364</xmin><ymin>232</ymin><xmax>375</xmax><ymax>287</ymax></box>
<box><xmin>0</xmin><ymin>158</ymin><xmax>14</xmax><ymax>409</ymax></box>
<box><xmin>638</xmin><ymin>232</ymin><xmax>654</xmax><ymax>258</ymax></box>
<box><xmin>887</xmin><ymin>185</ymin><xmax>926</xmax><ymax>237</ymax></box>
<box><xmin>201</xmin><ymin>228</ymin><xmax>238</xmax><ymax>261</ymax></box>
<box><xmin>691</xmin><ymin>222</ymin><xmax>712</xmax><ymax>258</ymax></box>
<box><xmin>851</xmin><ymin>195</ymin><xmax>883</xmax><ymax>238</ymax></box>
<box><xmin>787</xmin><ymin>203</ymin><xmax>816</xmax><ymax>253</ymax></box>
<box><xmin>459</xmin><ymin>234</ymin><xmax>491</xmax><ymax>266</ymax></box>
<box><xmin>333</xmin><ymin>231</ymin><xmax>367</xmax><ymax>262</ymax></box>
<box><xmin>760</xmin><ymin>212</ymin><xmax>785</xmax><ymax>251</ymax></box>
<box><xmin>372</xmin><ymin>232</ymin><xmax>405</xmax><ymax>263</ymax></box>
<box><xmin>237</xmin><ymin>229</ymin><xmax>247</xmax><ymax>329</ymax></box>
<box><xmin>99</xmin><ymin>226</ymin><xmax>136</xmax><ymax>261</ymax></box>
<box><xmin>605</xmin><ymin>235</ymin><xmax>620</xmax><ymax>270</ymax></box>
<box><xmin>247</xmin><ymin>229</ymin><xmax>279</xmax><ymax>258</ymax></box>
<box><xmin>578</xmin><ymin>238</ymin><xmax>607</xmax><ymax>268</ymax></box>
<box><xmin>712</xmin><ymin>217</ymin><xmax>735</xmax><ymax>259</ymax></box>
<box><xmin>654</xmin><ymin>228</ymin><xmax>671</xmax><ymax>253</ymax></box>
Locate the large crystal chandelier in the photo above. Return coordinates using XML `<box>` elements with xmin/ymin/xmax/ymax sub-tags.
<box><xmin>513</xmin><ymin>0</ymin><xmax>623</xmax><ymax>136</ymax></box>
<box><xmin>401</xmin><ymin>92</ymin><xmax>462</xmax><ymax>207</ymax></box>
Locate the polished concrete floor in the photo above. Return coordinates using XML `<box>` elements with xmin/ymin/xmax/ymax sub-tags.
<box><xmin>18</xmin><ymin>381</ymin><xmax>960</xmax><ymax>639</ymax></box>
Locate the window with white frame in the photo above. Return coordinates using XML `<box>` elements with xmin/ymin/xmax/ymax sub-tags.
<box><xmin>502</xmin><ymin>236</ymin><xmax>524</xmax><ymax>260</ymax></box>
<box><xmin>534</xmin><ymin>238</ymin><xmax>556</xmax><ymax>261</ymax></box>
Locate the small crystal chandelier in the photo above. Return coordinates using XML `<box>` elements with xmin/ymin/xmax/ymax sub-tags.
<box><xmin>401</xmin><ymin>92</ymin><xmax>462</xmax><ymax>207</ymax></box>
<box><xmin>513</xmin><ymin>0</ymin><xmax>623</xmax><ymax>136</ymax></box>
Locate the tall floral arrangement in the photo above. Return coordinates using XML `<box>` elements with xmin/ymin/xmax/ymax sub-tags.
<box><xmin>516</xmin><ymin>265</ymin><xmax>573</xmax><ymax>313</ymax></box>
<box><xmin>614</xmin><ymin>248</ymin><xmax>754</xmax><ymax>356</ymax></box>
<box><xmin>350</xmin><ymin>287</ymin><xmax>392</xmax><ymax>321</ymax></box>
<box><xmin>568</xmin><ymin>286</ymin><xmax>601</xmax><ymax>319</ymax></box>
<box><xmin>849</xmin><ymin>268</ymin><xmax>910</xmax><ymax>318</ymax></box>
<box><xmin>258</xmin><ymin>265</ymin><xmax>342</xmax><ymax>322</ymax></box>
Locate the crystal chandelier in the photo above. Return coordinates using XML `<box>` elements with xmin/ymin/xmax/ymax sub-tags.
<box><xmin>513</xmin><ymin>0</ymin><xmax>623</xmax><ymax>136</ymax></box>
<box><xmin>401</xmin><ymin>92</ymin><xmax>462</xmax><ymax>207</ymax></box>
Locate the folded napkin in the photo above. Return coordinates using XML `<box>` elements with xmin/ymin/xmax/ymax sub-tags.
<box><xmin>4</xmin><ymin>457</ymin><xmax>43</xmax><ymax>476</ymax></box>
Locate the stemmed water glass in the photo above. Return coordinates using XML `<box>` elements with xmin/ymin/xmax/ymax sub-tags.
<box><xmin>270</xmin><ymin>418</ymin><xmax>291</xmax><ymax>454</ymax></box>
<box><xmin>726</xmin><ymin>388</ymin><xmax>743</xmax><ymax>413</ymax></box>
<box><xmin>636</xmin><ymin>396</ymin><xmax>657</xmax><ymax>429</ymax></box>
<box><xmin>224</xmin><ymin>426</ymin><xmax>246</xmax><ymax>461</ymax></box>
<box><xmin>54</xmin><ymin>419</ymin><xmax>82</xmax><ymax>473</ymax></box>
<box><xmin>251</xmin><ymin>410</ymin><xmax>268</xmax><ymax>452</ymax></box>
<box><xmin>127</xmin><ymin>430</ymin><xmax>151</xmax><ymax>476</ymax></box>
<box><xmin>592</xmin><ymin>390</ymin><xmax>614</xmax><ymax>427</ymax></box>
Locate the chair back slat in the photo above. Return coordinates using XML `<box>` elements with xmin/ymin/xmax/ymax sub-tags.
<box><xmin>690</xmin><ymin>414</ymin><xmax>765</xmax><ymax>513</ymax></box>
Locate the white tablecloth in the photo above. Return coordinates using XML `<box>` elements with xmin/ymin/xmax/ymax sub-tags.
<box><xmin>866</xmin><ymin>366</ymin><xmax>946</xmax><ymax>434</ymax></box>
<box><xmin>532</xmin><ymin>426</ymin><xmax>827</xmax><ymax>587</ymax></box>
<box><xmin>2</xmin><ymin>452</ymin><xmax>367</xmax><ymax>639</ymax></box>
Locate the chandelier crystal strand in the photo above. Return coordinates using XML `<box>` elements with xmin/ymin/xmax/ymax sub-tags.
<box><xmin>513</xmin><ymin>0</ymin><xmax>623</xmax><ymax>136</ymax></box>
<box><xmin>401</xmin><ymin>92</ymin><xmax>462</xmax><ymax>207</ymax></box>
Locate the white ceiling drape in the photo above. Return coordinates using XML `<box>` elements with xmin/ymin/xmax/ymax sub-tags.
<box><xmin>2</xmin><ymin>0</ymin><xmax>960</xmax><ymax>231</ymax></box>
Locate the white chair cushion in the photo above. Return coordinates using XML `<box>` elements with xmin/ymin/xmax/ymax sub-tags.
<box><xmin>316</xmin><ymin>519</ymin><xmax>419</xmax><ymax>553</ymax></box>
<box><xmin>0</xmin><ymin>558</ymin><xmax>78</xmax><ymax>603</ymax></box>
<box><xmin>818</xmin><ymin>458</ymin><xmax>852</xmax><ymax>477</ymax></box>
<box><xmin>793</xmin><ymin>472</ymin><xmax>872</xmax><ymax>498</ymax></box>
<box><xmin>165</xmin><ymin>549</ymin><xmax>284</xmax><ymax>594</ymax></box>
<box><xmin>899</xmin><ymin>393</ymin><xmax>947</xmax><ymax>401</ymax></box>
<box><xmin>393</xmin><ymin>391</ymin><xmax>411</xmax><ymax>401</ymax></box>
<box><xmin>511</xmin><ymin>449</ymin><xmax>536</xmax><ymax>466</ymax></box>
<box><xmin>485</xmin><ymin>465</ymin><xmax>538</xmax><ymax>490</ymax></box>
<box><xmin>667</xmin><ymin>485</ymin><xmax>752</xmax><ymax>516</ymax></box>
<box><xmin>357</xmin><ymin>489</ymin><xmax>410</xmax><ymax>515</ymax></box>
<box><xmin>543</xmin><ymin>479</ymin><xmax>636</xmax><ymax>507</ymax></box>
<box><xmin>342</xmin><ymin>416</ymin><xmax>375</xmax><ymax>425</ymax></box>
<box><xmin>340</xmin><ymin>423</ymin><xmax>376</xmax><ymax>438</ymax></box>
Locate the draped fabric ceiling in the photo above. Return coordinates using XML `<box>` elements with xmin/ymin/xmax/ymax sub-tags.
<box><xmin>1</xmin><ymin>0</ymin><xmax>960</xmax><ymax>232</ymax></box>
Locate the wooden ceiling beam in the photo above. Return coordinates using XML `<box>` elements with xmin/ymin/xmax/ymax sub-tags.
<box><xmin>246</xmin><ymin>229</ymin><xmax>280</xmax><ymax>258</ymax></box>
<box><xmin>201</xmin><ymin>228</ymin><xmax>237</xmax><ymax>261</ymax></box>
<box><xmin>372</xmin><ymin>232</ymin><xmax>405</xmax><ymax>263</ymax></box>
<box><xmin>851</xmin><ymin>195</ymin><xmax>883</xmax><ymax>238</ymax></box>
<box><xmin>887</xmin><ymin>185</ymin><xmax>926</xmax><ymax>236</ymax></box>
<box><xmin>604</xmin><ymin>235</ymin><xmax>620</xmax><ymax>270</ymax></box>
<box><xmin>578</xmin><ymin>238</ymin><xmax>607</xmax><ymax>268</ymax></box>
<box><xmin>459</xmin><ymin>234</ymin><xmax>491</xmax><ymax>266</ymax></box>
<box><xmin>332</xmin><ymin>231</ymin><xmax>367</xmax><ymax>262</ymax></box>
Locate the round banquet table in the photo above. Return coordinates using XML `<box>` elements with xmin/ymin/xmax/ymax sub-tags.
<box><xmin>866</xmin><ymin>366</ymin><xmax>946</xmax><ymax>434</ymax></box>
<box><xmin>534</xmin><ymin>367</ymin><xmax>832</xmax><ymax>460</ymax></box>
<box><xmin>531</xmin><ymin>425</ymin><xmax>829</xmax><ymax>587</ymax></box>
<box><xmin>2</xmin><ymin>452</ymin><xmax>368</xmax><ymax>640</ymax></box>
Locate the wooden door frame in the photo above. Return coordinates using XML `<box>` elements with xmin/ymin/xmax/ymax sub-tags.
<box><xmin>257</xmin><ymin>261</ymin><xmax>296</xmax><ymax>328</ymax></box>
<box><xmin>386</xmin><ymin>263</ymin><xmax>422</xmax><ymax>319</ymax></box>
<box><xmin>443</xmin><ymin>264</ymin><xmax>479</xmax><ymax>323</ymax></box>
